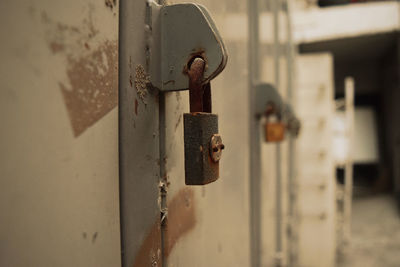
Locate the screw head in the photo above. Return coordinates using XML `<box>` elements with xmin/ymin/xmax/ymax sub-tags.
<box><xmin>210</xmin><ymin>134</ymin><xmax>224</xmax><ymax>162</ymax></box>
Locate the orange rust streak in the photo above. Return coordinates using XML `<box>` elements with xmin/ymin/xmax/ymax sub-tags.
<box><xmin>165</xmin><ymin>188</ymin><xmax>196</xmax><ymax>257</ymax></box>
<box><xmin>133</xmin><ymin>188</ymin><xmax>196</xmax><ymax>267</ymax></box>
<box><xmin>132</xmin><ymin>222</ymin><xmax>162</xmax><ymax>267</ymax></box>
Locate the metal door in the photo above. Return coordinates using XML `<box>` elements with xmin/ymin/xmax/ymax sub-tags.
<box><xmin>0</xmin><ymin>0</ymin><xmax>121</xmax><ymax>266</ymax></box>
<box><xmin>0</xmin><ymin>0</ymin><xmax>298</xmax><ymax>266</ymax></box>
<box><xmin>119</xmin><ymin>0</ymin><xmax>251</xmax><ymax>266</ymax></box>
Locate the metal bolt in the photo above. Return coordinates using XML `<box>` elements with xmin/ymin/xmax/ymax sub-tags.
<box><xmin>210</xmin><ymin>134</ymin><xmax>224</xmax><ymax>162</ymax></box>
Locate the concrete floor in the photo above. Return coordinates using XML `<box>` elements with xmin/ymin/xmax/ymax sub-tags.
<box><xmin>341</xmin><ymin>194</ymin><xmax>400</xmax><ymax>267</ymax></box>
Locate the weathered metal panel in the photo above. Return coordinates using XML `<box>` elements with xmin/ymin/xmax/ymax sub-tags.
<box><xmin>119</xmin><ymin>0</ymin><xmax>161</xmax><ymax>266</ymax></box>
<box><xmin>0</xmin><ymin>0</ymin><xmax>120</xmax><ymax>266</ymax></box>
<box><xmin>162</xmin><ymin>0</ymin><xmax>251</xmax><ymax>266</ymax></box>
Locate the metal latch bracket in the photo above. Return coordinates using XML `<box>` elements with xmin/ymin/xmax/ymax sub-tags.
<box><xmin>146</xmin><ymin>0</ymin><xmax>227</xmax><ymax>91</ymax></box>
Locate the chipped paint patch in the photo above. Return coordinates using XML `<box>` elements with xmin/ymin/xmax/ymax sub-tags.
<box><xmin>60</xmin><ymin>40</ymin><xmax>118</xmax><ymax>137</ymax></box>
<box><xmin>135</xmin><ymin>64</ymin><xmax>149</xmax><ymax>104</ymax></box>
<box><xmin>40</xmin><ymin>8</ymin><xmax>118</xmax><ymax>137</ymax></box>
<box><xmin>133</xmin><ymin>188</ymin><xmax>196</xmax><ymax>267</ymax></box>
<box><xmin>41</xmin><ymin>10</ymin><xmax>94</xmax><ymax>56</ymax></box>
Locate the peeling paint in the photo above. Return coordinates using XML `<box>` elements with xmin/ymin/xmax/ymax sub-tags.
<box><xmin>40</xmin><ymin>8</ymin><xmax>118</xmax><ymax>137</ymax></box>
<box><xmin>60</xmin><ymin>41</ymin><xmax>118</xmax><ymax>137</ymax></box>
<box><xmin>135</xmin><ymin>64</ymin><xmax>149</xmax><ymax>104</ymax></box>
<box><xmin>42</xmin><ymin>10</ymin><xmax>95</xmax><ymax>56</ymax></box>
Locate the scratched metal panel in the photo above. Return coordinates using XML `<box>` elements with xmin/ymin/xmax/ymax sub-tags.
<box><xmin>163</xmin><ymin>1</ymin><xmax>251</xmax><ymax>266</ymax></box>
<box><xmin>119</xmin><ymin>0</ymin><xmax>162</xmax><ymax>267</ymax></box>
<box><xmin>0</xmin><ymin>1</ymin><xmax>120</xmax><ymax>266</ymax></box>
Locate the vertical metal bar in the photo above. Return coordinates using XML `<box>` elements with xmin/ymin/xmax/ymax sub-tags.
<box><xmin>119</xmin><ymin>0</ymin><xmax>162</xmax><ymax>265</ymax></box>
<box><xmin>202</xmin><ymin>83</ymin><xmax>212</xmax><ymax>113</ymax></box>
<box><xmin>158</xmin><ymin>2</ymin><xmax>166</xmax><ymax>267</ymax></box>
<box><xmin>248</xmin><ymin>0</ymin><xmax>261</xmax><ymax>266</ymax></box>
<box><xmin>188</xmin><ymin>58</ymin><xmax>206</xmax><ymax>113</ymax></box>
<box><xmin>285</xmin><ymin>1</ymin><xmax>297</xmax><ymax>266</ymax></box>
<box><xmin>159</xmin><ymin>92</ymin><xmax>167</xmax><ymax>267</ymax></box>
<box><xmin>272</xmin><ymin>0</ymin><xmax>282</xmax><ymax>266</ymax></box>
<box><xmin>118</xmin><ymin>2</ymin><xmax>125</xmax><ymax>264</ymax></box>
<box><xmin>344</xmin><ymin>77</ymin><xmax>354</xmax><ymax>248</ymax></box>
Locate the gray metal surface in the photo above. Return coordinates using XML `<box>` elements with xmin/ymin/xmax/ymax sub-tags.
<box><xmin>249</xmin><ymin>0</ymin><xmax>262</xmax><ymax>266</ymax></box>
<box><xmin>119</xmin><ymin>0</ymin><xmax>162</xmax><ymax>266</ymax></box>
<box><xmin>272</xmin><ymin>1</ymin><xmax>283</xmax><ymax>264</ymax></box>
<box><xmin>254</xmin><ymin>83</ymin><xmax>284</xmax><ymax>116</ymax></box>
<box><xmin>148</xmin><ymin>1</ymin><xmax>227</xmax><ymax>91</ymax></box>
<box><xmin>285</xmin><ymin>1</ymin><xmax>298</xmax><ymax>265</ymax></box>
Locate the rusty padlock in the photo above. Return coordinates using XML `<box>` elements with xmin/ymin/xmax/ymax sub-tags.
<box><xmin>183</xmin><ymin>57</ymin><xmax>224</xmax><ymax>185</ymax></box>
<box><xmin>264</xmin><ymin>103</ymin><xmax>285</xmax><ymax>142</ymax></box>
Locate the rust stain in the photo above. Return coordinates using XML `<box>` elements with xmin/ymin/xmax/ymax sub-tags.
<box><xmin>49</xmin><ymin>42</ymin><xmax>65</xmax><ymax>53</ymax></box>
<box><xmin>183</xmin><ymin>49</ymin><xmax>207</xmax><ymax>75</ymax></box>
<box><xmin>60</xmin><ymin>40</ymin><xmax>118</xmax><ymax>137</ymax></box>
<box><xmin>135</xmin><ymin>98</ymin><xmax>138</xmax><ymax>115</ymax></box>
<box><xmin>132</xmin><ymin>222</ymin><xmax>162</xmax><ymax>267</ymax></box>
<box><xmin>133</xmin><ymin>188</ymin><xmax>196</xmax><ymax>267</ymax></box>
<box><xmin>105</xmin><ymin>0</ymin><xmax>117</xmax><ymax>10</ymax></box>
<box><xmin>164</xmin><ymin>188</ymin><xmax>196</xmax><ymax>257</ymax></box>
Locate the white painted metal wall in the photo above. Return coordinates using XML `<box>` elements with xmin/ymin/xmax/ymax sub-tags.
<box><xmin>0</xmin><ymin>1</ymin><xmax>304</xmax><ymax>266</ymax></box>
<box><xmin>295</xmin><ymin>53</ymin><xmax>336</xmax><ymax>267</ymax></box>
<box><xmin>163</xmin><ymin>0</ymin><xmax>251</xmax><ymax>266</ymax></box>
<box><xmin>0</xmin><ymin>1</ymin><xmax>121</xmax><ymax>266</ymax></box>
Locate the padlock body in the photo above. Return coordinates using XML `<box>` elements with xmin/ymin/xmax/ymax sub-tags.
<box><xmin>184</xmin><ymin>112</ymin><xmax>219</xmax><ymax>185</ymax></box>
<box><xmin>265</xmin><ymin>122</ymin><xmax>285</xmax><ymax>142</ymax></box>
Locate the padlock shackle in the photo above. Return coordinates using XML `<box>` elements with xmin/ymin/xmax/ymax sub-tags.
<box><xmin>202</xmin><ymin>82</ymin><xmax>212</xmax><ymax>113</ymax></box>
<box><xmin>188</xmin><ymin>57</ymin><xmax>212</xmax><ymax>113</ymax></box>
<box><xmin>265</xmin><ymin>102</ymin><xmax>282</xmax><ymax>120</ymax></box>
